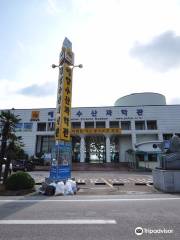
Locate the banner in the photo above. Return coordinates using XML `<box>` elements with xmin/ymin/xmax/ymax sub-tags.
<box><xmin>55</xmin><ymin>63</ymin><xmax>73</xmax><ymax>141</ymax></box>
<box><xmin>71</xmin><ymin>128</ymin><xmax>121</xmax><ymax>135</ymax></box>
<box><xmin>55</xmin><ymin>37</ymin><xmax>74</xmax><ymax>141</ymax></box>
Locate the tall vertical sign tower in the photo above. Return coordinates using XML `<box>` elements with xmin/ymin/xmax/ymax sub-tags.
<box><xmin>55</xmin><ymin>38</ymin><xmax>74</xmax><ymax>141</ymax></box>
<box><xmin>50</xmin><ymin>38</ymin><xmax>74</xmax><ymax>180</ymax></box>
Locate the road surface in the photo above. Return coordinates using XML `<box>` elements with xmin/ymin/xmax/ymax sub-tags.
<box><xmin>0</xmin><ymin>194</ymin><xmax>180</xmax><ymax>240</ymax></box>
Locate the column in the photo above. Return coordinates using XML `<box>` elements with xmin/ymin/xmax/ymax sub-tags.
<box><xmin>116</xmin><ymin>137</ymin><xmax>120</xmax><ymax>162</ymax></box>
<box><xmin>105</xmin><ymin>135</ymin><xmax>111</xmax><ymax>163</ymax></box>
<box><xmin>80</xmin><ymin>135</ymin><xmax>85</xmax><ymax>163</ymax></box>
<box><xmin>105</xmin><ymin>120</ymin><xmax>109</xmax><ymax>128</ymax></box>
<box><xmin>158</xmin><ymin>132</ymin><xmax>163</xmax><ymax>141</ymax></box>
<box><xmin>131</xmin><ymin>121</ymin><xmax>136</xmax><ymax>150</ymax></box>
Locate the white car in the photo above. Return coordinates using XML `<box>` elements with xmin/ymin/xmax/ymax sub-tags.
<box><xmin>1</xmin><ymin>163</ymin><xmax>12</xmax><ymax>173</ymax></box>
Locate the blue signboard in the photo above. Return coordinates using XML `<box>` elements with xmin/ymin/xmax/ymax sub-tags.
<box><xmin>49</xmin><ymin>141</ymin><xmax>72</xmax><ymax>181</ymax></box>
<box><xmin>164</xmin><ymin>140</ymin><xmax>170</xmax><ymax>149</ymax></box>
<box><xmin>49</xmin><ymin>165</ymin><xmax>71</xmax><ymax>181</ymax></box>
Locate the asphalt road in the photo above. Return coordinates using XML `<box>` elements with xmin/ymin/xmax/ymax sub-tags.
<box><xmin>0</xmin><ymin>194</ymin><xmax>180</xmax><ymax>240</ymax></box>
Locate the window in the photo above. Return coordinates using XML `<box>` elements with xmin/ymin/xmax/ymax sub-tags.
<box><xmin>96</xmin><ymin>121</ymin><xmax>105</xmax><ymax>128</ymax></box>
<box><xmin>135</xmin><ymin>121</ymin><xmax>145</xmax><ymax>130</ymax></box>
<box><xmin>85</xmin><ymin>122</ymin><xmax>94</xmax><ymax>128</ymax></box>
<box><xmin>36</xmin><ymin>135</ymin><xmax>55</xmax><ymax>154</ymax></box>
<box><xmin>71</xmin><ymin>122</ymin><xmax>81</xmax><ymax>128</ymax></box>
<box><xmin>163</xmin><ymin>133</ymin><xmax>173</xmax><ymax>140</ymax></box>
<box><xmin>109</xmin><ymin>121</ymin><xmax>119</xmax><ymax>128</ymax></box>
<box><xmin>121</xmin><ymin>121</ymin><xmax>131</xmax><ymax>130</ymax></box>
<box><xmin>47</xmin><ymin>122</ymin><xmax>55</xmax><ymax>131</ymax></box>
<box><xmin>0</xmin><ymin>123</ymin><xmax>3</xmax><ymax>133</ymax></box>
<box><xmin>37</xmin><ymin>122</ymin><xmax>46</xmax><ymax>131</ymax></box>
<box><xmin>147</xmin><ymin>120</ymin><xmax>157</xmax><ymax>130</ymax></box>
<box><xmin>15</xmin><ymin>123</ymin><xmax>23</xmax><ymax>132</ymax></box>
<box><xmin>136</xmin><ymin>154</ymin><xmax>144</xmax><ymax>161</ymax></box>
<box><xmin>148</xmin><ymin>154</ymin><xmax>157</xmax><ymax>162</ymax></box>
<box><xmin>24</xmin><ymin>123</ymin><xmax>33</xmax><ymax>132</ymax></box>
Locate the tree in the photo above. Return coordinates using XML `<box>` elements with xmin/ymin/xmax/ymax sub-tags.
<box><xmin>0</xmin><ymin>110</ymin><xmax>22</xmax><ymax>183</ymax></box>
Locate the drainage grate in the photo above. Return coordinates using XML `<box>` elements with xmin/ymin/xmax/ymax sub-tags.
<box><xmin>112</xmin><ymin>182</ymin><xmax>124</xmax><ymax>186</ymax></box>
<box><xmin>35</xmin><ymin>182</ymin><xmax>43</xmax><ymax>185</ymax></box>
<box><xmin>77</xmin><ymin>181</ymin><xmax>86</xmax><ymax>185</ymax></box>
<box><xmin>94</xmin><ymin>182</ymin><xmax>106</xmax><ymax>185</ymax></box>
<box><xmin>134</xmin><ymin>182</ymin><xmax>147</xmax><ymax>186</ymax></box>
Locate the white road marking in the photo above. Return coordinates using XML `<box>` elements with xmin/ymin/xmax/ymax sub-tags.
<box><xmin>101</xmin><ymin>178</ymin><xmax>114</xmax><ymax>188</ymax></box>
<box><xmin>0</xmin><ymin>219</ymin><xmax>116</xmax><ymax>225</ymax></box>
<box><xmin>0</xmin><ymin>197</ymin><xmax>180</xmax><ymax>203</ymax></box>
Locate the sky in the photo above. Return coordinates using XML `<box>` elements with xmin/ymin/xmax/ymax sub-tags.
<box><xmin>1</xmin><ymin>0</ymin><xmax>180</xmax><ymax>109</ymax></box>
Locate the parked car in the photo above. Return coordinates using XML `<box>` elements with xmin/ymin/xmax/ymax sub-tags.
<box><xmin>1</xmin><ymin>163</ymin><xmax>12</xmax><ymax>174</ymax></box>
<box><xmin>12</xmin><ymin>160</ymin><xmax>35</xmax><ymax>172</ymax></box>
<box><xmin>41</xmin><ymin>153</ymin><xmax>52</xmax><ymax>166</ymax></box>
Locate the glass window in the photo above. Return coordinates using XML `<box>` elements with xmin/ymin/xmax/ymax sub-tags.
<box><xmin>37</xmin><ymin>122</ymin><xmax>46</xmax><ymax>131</ymax></box>
<box><xmin>121</xmin><ymin>121</ymin><xmax>131</xmax><ymax>130</ymax></box>
<box><xmin>96</xmin><ymin>121</ymin><xmax>105</xmax><ymax>128</ymax></box>
<box><xmin>148</xmin><ymin>154</ymin><xmax>157</xmax><ymax>162</ymax></box>
<box><xmin>15</xmin><ymin>123</ymin><xmax>23</xmax><ymax>132</ymax></box>
<box><xmin>136</xmin><ymin>154</ymin><xmax>145</xmax><ymax>161</ymax></box>
<box><xmin>163</xmin><ymin>133</ymin><xmax>173</xmax><ymax>140</ymax></box>
<box><xmin>71</xmin><ymin>122</ymin><xmax>81</xmax><ymax>128</ymax></box>
<box><xmin>24</xmin><ymin>123</ymin><xmax>33</xmax><ymax>132</ymax></box>
<box><xmin>147</xmin><ymin>120</ymin><xmax>157</xmax><ymax>130</ymax></box>
<box><xmin>85</xmin><ymin>122</ymin><xmax>94</xmax><ymax>128</ymax></box>
<box><xmin>47</xmin><ymin>122</ymin><xmax>55</xmax><ymax>131</ymax></box>
<box><xmin>36</xmin><ymin>135</ymin><xmax>55</xmax><ymax>154</ymax></box>
<box><xmin>109</xmin><ymin>121</ymin><xmax>119</xmax><ymax>128</ymax></box>
<box><xmin>135</xmin><ymin>121</ymin><xmax>145</xmax><ymax>130</ymax></box>
<box><xmin>0</xmin><ymin>123</ymin><xmax>3</xmax><ymax>133</ymax></box>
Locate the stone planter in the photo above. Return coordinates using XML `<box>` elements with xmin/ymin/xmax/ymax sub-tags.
<box><xmin>153</xmin><ymin>168</ymin><xmax>180</xmax><ymax>192</ymax></box>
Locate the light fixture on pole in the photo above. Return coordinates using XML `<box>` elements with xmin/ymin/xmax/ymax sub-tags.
<box><xmin>51</xmin><ymin>63</ymin><xmax>83</xmax><ymax>69</ymax></box>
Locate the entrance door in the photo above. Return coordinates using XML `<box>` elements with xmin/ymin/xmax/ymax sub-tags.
<box><xmin>85</xmin><ymin>136</ymin><xmax>106</xmax><ymax>163</ymax></box>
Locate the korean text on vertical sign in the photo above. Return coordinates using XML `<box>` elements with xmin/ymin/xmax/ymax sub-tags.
<box><xmin>55</xmin><ymin>64</ymin><xmax>65</xmax><ymax>140</ymax></box>
<box><xmin>55</xmin><ymin>63</ymin><xmax>73</xmax><ymax>141</ymax></box>
<box><xmin>60</xmin><ymin>63</ymin><xmax>72</xmax><ymax>141</ymax></box>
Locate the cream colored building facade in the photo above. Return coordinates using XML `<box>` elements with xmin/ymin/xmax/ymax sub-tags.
<box><xmin>1</xmin><ymin>93</ymin><xmax>179</xmax><ymax>167</ymax></box>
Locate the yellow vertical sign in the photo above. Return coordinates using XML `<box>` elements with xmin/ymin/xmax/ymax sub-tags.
<box><xmin>55</xmin><ymin>63</ymin><xmax>73</xmax><ymax>141</ymax></box>
<box><xmin>55</xmin><ymin>37</ymin><xmax>74</xmax><ymax>141</ymax></box>
<box><xmin>59</xmin><ymin>64</ymin><xmax>72</xmax><ymax>141</ymax></box>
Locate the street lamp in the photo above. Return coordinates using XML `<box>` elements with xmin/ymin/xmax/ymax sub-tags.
<box><xmin>51</xmin><ymin>63</ymin><xmax>83</xmax><ymax>69</ymax></box>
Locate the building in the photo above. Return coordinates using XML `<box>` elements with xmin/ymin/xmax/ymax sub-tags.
<box><xmin>1</xmin><ymin>92</ymin><xmax>180</xmax><ymax>169</ymax></box>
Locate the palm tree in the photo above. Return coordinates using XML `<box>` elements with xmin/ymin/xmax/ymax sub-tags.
<box><xmin>0</xmin><ymin>110</ymin><xmax>22</xmax><ymax>182</ymax></box>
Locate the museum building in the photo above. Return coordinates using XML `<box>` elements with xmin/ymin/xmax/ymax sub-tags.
<box><xmin>1</xmin><ymin>92</ymin><xmax>180</xmax><ymax>169</ymax></box>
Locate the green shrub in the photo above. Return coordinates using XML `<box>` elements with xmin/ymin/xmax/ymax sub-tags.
<box><xmin>5</xmin><ymin>172</ymin><xmax>35</xmax><ymax>190</ymax></box>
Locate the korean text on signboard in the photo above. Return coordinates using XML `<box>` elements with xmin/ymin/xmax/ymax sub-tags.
<box><xmin>31</xmin><ymin>111</ymin><xmax>39</xmax><ymax>121</ymax></box>
<box><xmin>71</xmin><ymin>128</ymin><xmax>121</xmax><ymax>135</ymax></box>
<box><xmin>55</xmin><ymin>63</ymin><xmax>73</xmax><ymax>141</ymax></box>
